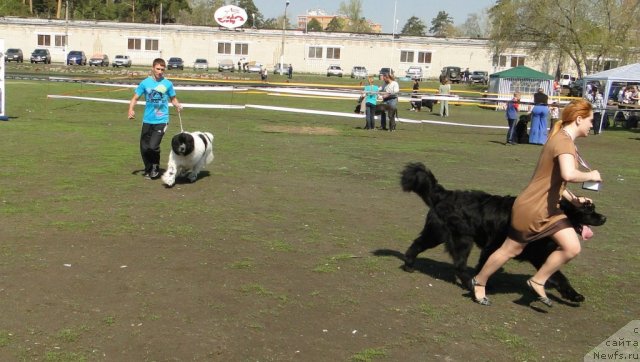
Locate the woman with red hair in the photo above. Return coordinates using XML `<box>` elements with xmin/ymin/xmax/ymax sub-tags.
<box><xmin>470</xmin><ymin>98</ymin><xmax>602</xmax><ymax>307</ymax></box>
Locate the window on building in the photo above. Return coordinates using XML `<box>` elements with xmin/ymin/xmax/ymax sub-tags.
<box><xmin>37</xmin><ymin>34</ymin><xmax>51</xmax><ymax>46</ymax></box>
<box><xmin>493</xmin><ymin>55</ymin><xmax>508</xmax><ymax>67</ymax></box>
<box><xmin>218</xmin><ymin>42</ymin><xmax>231</xmax><ymax>54</ymax></box>
<box><xmin>54</xmin><ymin>35</ymin><xmax>67</xmax><ymax>47</ymax></box>
<box><xmin>128</xmin><ymin>38</ymin><xmax>142</xmax><ymax>50</ymax></box>
<box><xmin>326</xmin><ymin>47</ymin><xmax>341</xmax><ymax>59</ymax></box>
<box><xmin>510</xmin><ymin>56</ymin><xmax>525</xmax><ymax>67</ymax></box>
<box><xmin>144</xmin><ymin>39</ymin><xmax>158</xmax><ymax>51</ymax></box>
<box><xmin>400</xmin><ymin>50</ymin><xmax>415</xmax><ymax>63</ymax></box>
<box><xmin>308</xmin><ymin>46</ymin><xmax>322</xmax><ymax>59</ymax></box>
<box><xmin>417</xmin><ymin>51</ymin><xmax>432</xmax><ymax>64</ymax></box>
<box><xmin>235</xmin><ymin>43</ymin><xmax>248</xmax><ymax>55</ymax></box>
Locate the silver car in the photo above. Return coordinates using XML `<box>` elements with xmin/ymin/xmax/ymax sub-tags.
<box><xmin>326</xmin><ymin>65</ymin><xmax>343</xmax><ymax>77</ymax></box>
<box><xmin>194</xmin><ymin>58</ymin><xmax>209</xmax><ymax>71</ymax></box>
<box><xmin>350</xmin><ymin>66</ymin><xmax>368</xmax><ymax>79</ymax></box>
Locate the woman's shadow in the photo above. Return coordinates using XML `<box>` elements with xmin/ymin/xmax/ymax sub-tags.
<box><xmin>372</xmin><ymin>248</ymin><xmax>579</xmax><ymax>311</ymax></box>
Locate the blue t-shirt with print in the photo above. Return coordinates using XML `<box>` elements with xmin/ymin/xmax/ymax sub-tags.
<box><xmin>135</xmin><ymin>76</ymin><xmax>176</xmax><ymax>124</ymax></box>
<box><xmin>364</xmin><ymin>84</ymin><xmax>379</xmax><ymax>105</ymax></box>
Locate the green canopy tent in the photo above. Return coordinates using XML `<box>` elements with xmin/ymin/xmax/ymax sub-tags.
<box><xmin>488</xmin><ymin>66</ymin><xmax>555</xmax><ymax>106</ymax></box>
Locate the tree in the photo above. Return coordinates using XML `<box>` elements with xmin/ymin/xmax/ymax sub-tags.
<box><xmin>306</xmin><ymin>17</ymin><xmax>323</xmax><ymax>32</ymax></box>
<box><xmin>337</xmin><ymin>0</ymin><xmax>371</xmax><ymax>33</ymax></box>
<box><xmin>0</xmin><ymin>0</ymin><xmax>31</xmax><ymax>17</ymax></box>
<box><xmin>325</xmin><ymin>16</ymin><xmax>345</xmax><ymax>32</ymax></box>
<box><xmin>262</xmin><ymin>15</ymin><xmax>291</xmax><ymax>30</ymax></box>
<box><xmin>400</xmin><ymin>16</ymin><xmax>426</xmax><ymax>36</ymax></box>
<box><xmin>429</xmin><ymin>10</ymin><xmax>454</xmax><ymax>36</ymax></box>
<box><xmin>458</xmin><ymin>13</ymin><xmax>484</xmax><ymax>38</ymax></box>
<box><xmin>233</xmin><ymin>0</ymin><xmax>264</xmax><ymax>28</ymax></box>
<box><xmin>488</xmin><ymin>0</ymin><xmax>640</xmax><ymax>78</ymax></box>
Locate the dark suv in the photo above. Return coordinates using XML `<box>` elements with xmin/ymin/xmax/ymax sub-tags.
<box><xmin>5</xmin><ymin>48</ymin><xmax>24</xmax><ymax>63</ymax></box>
<box><xmin>30</xmin><ymin>48</ymin><xmax>51</xmax><ymax>64</ymax></box>
<box><xmin>167</xmin><ymin>57</ymin><xmax>184</xmax><ymax>70</ymax></box>
<box><xmin>441</xmin><ymin>66</ymin><xmax>462</xmax><ymax>83</ymax></box>
<box><xmin>67</xmin><ymin>50</ymin><xmax>87</xmax><ymax>65</ymax></box>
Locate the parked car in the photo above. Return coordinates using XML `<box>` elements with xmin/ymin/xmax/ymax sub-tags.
<box><xmin>30</xmin><ymin>48</ymin><xmax>51</xmax><ymax>64</ymax></box>
<box><xmin>218</xmin><ymin>59</ymin><xmax>234</xmax><ymax>72</ymax></box>
<box><xmin>247</xmin><ymin>63</ymin><xmax>263</xmax><ymax>73</ymax></box>
<box><xmin>5</xmin><ymin>48</ymin><xmax>23</xmax><ymax>63</ymax></box>
<box><xmin>326</xmin><ymin>65</ymin><xmax>343</xmax><ymax>77</ymax></box>
<box><xmin>273</xmin><ymin>63</ymin><xmax>289</xmax><ymax>75</ymax></box>
<box><xmin>378</xmin><ymin>67</ymin><xmax>394</xmax><ymax>80</ymax></box>
<box><xmin>350</xmin><ymin>66</ymin><xmax>368</xmax><ymax>79</ymax></box>
<box><xmin>112</xmin><ymin>55</ymin><xmax>132</xmax><ymax>67</ymax></box>
<box><xmin>67</xmin><ymin>50</ymin><xmax>87</xmax><ymax>65</ymax></box>
<box><xmin>194</xmin><ymin>58</ymin><xmax>209</xmax><ymax>71</ymax></box>
<box><xmin>568</xmin><ymin>79</ymin><xmax>585</xmax><ymax>97</ymax></box>
<box><xmin>470</xmin><ymin>71</ymin><xmax>489</xmax><ymax>85</ymax></box>
<box><xmin>405</xmin><ymin>66</ymin><xmax>423</xmax><ymax>80</ymax></box>
<box><xmin>88</xmin><ymin>53</ymin><xmax>109</xmax><ymax>66</ymax></box>
<box><xmin>167</xmin><ymin>57</ymin><xmax>184</xmax><ymax>70</ymax></box>
<box><xmin>560</xmin><ymin>73</ymin><xmax>575</xmax><ymax>88</ymax></box>
<box><xmin>441</xmin><ymin>66</ymin><xmax>462</xmax><ymax>83</ymax></box>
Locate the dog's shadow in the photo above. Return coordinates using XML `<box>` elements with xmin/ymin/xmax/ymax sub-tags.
<box><xmin>131</xmin><ymin>169</ymin><xmax>212</xmax><ymax>185</ymax></box>
<box><xmin>172</xmin><ymin>170</ymin><xmax>212</xmax><ymax>185</ymax></box>
<box><xmin>372</xmin><ymin>248</ymin><xmax>579</xmax><ymax>310</ymax></box>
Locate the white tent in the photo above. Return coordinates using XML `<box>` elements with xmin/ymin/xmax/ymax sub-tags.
<box><xmin>583</xmin><ymin>63</ymin><xmax>640</xmax><ymax>132</ymax></box>
<box><xmin>583</xmin><ymin>63</ymin><xmax>640</xmax><ymax>104</ymax></box>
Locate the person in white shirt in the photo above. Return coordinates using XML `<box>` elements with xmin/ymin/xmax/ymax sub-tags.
<box><xmin>380</xmin><ymin>73</ymin><xmax>399</xmax><ymax>130</ymax></box>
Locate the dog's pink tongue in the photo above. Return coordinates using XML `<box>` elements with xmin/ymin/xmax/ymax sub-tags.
<box><xmin>581</xmin><ymin>226</ymin><xmax>594</xmax><ymax>240</ymax></box>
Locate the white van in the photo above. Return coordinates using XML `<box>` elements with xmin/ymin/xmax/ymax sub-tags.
<box><xmin>560</xmin><ymin>73</ymin><xmax>574</xmax><ymax>87</ymax></box>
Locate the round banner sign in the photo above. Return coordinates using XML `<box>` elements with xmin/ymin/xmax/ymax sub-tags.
<box><xmin>214</xmin><ymin>5</ymin><xmax>248</xmax><ymax>29</ymax></box>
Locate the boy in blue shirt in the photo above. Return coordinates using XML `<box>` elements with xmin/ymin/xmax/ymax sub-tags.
<box><xmin>505</xmin><ymin>92</ymin><xmax>520</xmax><ymax>145</ymax></box>
<box><xmin>128</xmin><ymin>58</ymin><xmax>182</xmax><ymax>179</ymax></box>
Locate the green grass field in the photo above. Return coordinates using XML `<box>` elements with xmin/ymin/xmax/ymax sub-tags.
<box><xmin>0</xmin><ymin>75</ymin><xmax>638</xmax><ymax>361</ymax></box>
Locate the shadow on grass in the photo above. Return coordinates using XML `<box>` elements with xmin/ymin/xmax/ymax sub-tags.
<box><xmin>372</xmin><ymin>248</ymin><xmax>581</xmax><ymax>311</ymax></box>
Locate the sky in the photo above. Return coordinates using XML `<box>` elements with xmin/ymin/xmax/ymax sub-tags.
<box><xmin>252</xmin><ymin>0</ymin><xmax>497</xmax><ymax>33</ymax></box>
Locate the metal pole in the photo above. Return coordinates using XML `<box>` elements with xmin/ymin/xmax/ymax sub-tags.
<box><xmin>280</xmin><ymin>1</ymin><xmax>290</xmax><ymax>75</ymax></box>
<box><xmin>65</xmin><ymin>0</ymin><xmax>69</xmax><ymax>61</ymax></box>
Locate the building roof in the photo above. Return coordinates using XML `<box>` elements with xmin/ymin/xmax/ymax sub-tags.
<box><xmin>490</xmin><ymin>66</ymin><xmax>554</xmax><ymax>80</ymax></box>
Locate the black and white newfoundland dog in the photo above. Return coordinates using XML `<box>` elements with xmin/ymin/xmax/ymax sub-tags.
<box><xmin>161</xmin><ymin>131</ymin><xmax>214</xmax><ymax>187</ymax></box>
<box><xmin>400</xmin><ymin>162</ymin><xmax>606</xmax><ymax>302</ymax></box>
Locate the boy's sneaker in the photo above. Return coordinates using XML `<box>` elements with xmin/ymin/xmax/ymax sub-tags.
<box><xmin>149</xmin><ymin>164</ymin><xmax>160</xmax><ymax>179</ymax></box>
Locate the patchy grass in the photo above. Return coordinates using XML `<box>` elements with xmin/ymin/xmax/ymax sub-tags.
<box><xmin>0</xmin><ymin>78</ymin><xmax>638</xmax><ymax>361</ymax></box>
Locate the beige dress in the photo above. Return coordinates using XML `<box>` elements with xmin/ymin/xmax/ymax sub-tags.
<box><xmin>509</xmin><ymin>131</ymin><xmax>576</xmax><ymax>243</ymax></box>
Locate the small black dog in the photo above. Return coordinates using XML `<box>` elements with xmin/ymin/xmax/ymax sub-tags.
<box><xmin>400</xmin><ymin>162</ymin><xmax>606</xmax><ymax>302</ymax></box>
<box><xmin>515</xmin><ymin>114</ymin><xmax>530</xmax><ymax>144</ymax></box>
<box><xmin>374</xmin><ymin>103</ymin><xmax>398</xmax><ymax>131</ymax></box>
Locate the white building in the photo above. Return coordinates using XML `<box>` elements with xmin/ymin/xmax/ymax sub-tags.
<box><xmin>0</xmin><ymin>17</ymin><xmax>557</xmax><ymax>78</ymax></box>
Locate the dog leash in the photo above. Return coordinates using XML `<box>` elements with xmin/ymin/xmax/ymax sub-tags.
<box><xmin>177</xmin><ymin>109</ymin><xmax>185</xmax><ymax>133</ymax></box>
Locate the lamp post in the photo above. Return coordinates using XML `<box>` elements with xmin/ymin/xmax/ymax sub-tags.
<box><xmin>279</xmin><ymin>0</ymin><xmax>290</xmax><ymax>75</ymax></box>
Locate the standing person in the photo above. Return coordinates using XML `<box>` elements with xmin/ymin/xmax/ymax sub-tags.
<box><xmin>464</xmin><ymin>68</ymin><xmax>470</xmax><ymax>83</ymax></box>
<box><xmin>549</xmin><ymin>101</ymin><xmax>560</xmax><ymax>127</ymax></box>
<box><xmin>438</xmin><ymin>78</ymin><xmax>451</xmax><ymax>117</ymax></box>
<box><xmin>470</xmin><ymin>98</ymin><xmax>602</xmax><ymax>307</ymax></box>
<box><xmin>505</xmin><ymin>92</ymin><xmax>521</xmax><ymax>145</ymax></box>
<box><xmin>288</xmin><ymin>64</ymin><xmax>293</xmax><ymax>79</ymax></box>
<box><xmin>380</xmin><ymin>73</ymin><xmax>399</xmax><ymax>130</ymax></box>
<box><xmin>362</xmin><ymin>76</ymin><xmax>379</xmax><ymax>130</ymax></box>
<box><xmin>410</xmin><ymin>79</ymin><xmax>422</xmax><ymax>111</ymax></box>
<box><xmin>128</xmin><ymin>58</ymin><xmax>182</xmax><ymax>179</ymax></box>
<box><xmin>529</xmin><ymin>88</ymin><xmax>549</xmax><ymax>145</ymax></box>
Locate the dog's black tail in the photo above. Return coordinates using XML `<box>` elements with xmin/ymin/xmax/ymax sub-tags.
<box><xmin>400</xmin><ymin>162</ymin><xmax>441</xmax><ymax>207</ymax></box>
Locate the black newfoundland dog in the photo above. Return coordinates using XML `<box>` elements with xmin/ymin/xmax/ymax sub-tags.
<box><xmin>400</xmin><ymin>162</ymin><xmax>606</xmax><ymax>302</ymax></box>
